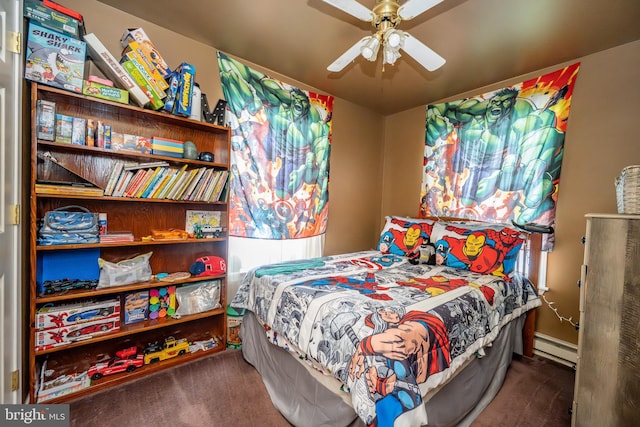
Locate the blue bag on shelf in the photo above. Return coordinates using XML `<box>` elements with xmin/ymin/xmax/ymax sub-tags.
<box><xmin>37</xmin><ymin>205</ymin><xmax>99</xmax><ymax>245</ymax></box>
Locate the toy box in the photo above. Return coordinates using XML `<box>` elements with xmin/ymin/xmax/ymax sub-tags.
<box><xmin>84</xmin><ymin>33</ymin><xmax>150</xmax><ymax>108</ymax></box>
<box><xmin>54</xmin><ymin>113</ymin><xmax>73</xmax><ymax>143</ymax></box>
<box><xmin>121</xmin><ymin>41</ymin><xmax>169</xmax><ymax>90</ymax></box>
<box><xmin>121</xmin><ymin>60</ymin><xmax>164</xmax><ymax>110</ymax></box>
<box><xmin>111</xmin><ymin>134</ymin><xmax>151</xmax><ymax>154</ymax></box>
<box><xmin>136</xmin><ymin>136</ymin><xmax>152</xmax><ymax>154</ymax></box>
<box><xmin>82</xmin><ymin>80</ymin><xmax>129</xmax><ymax>104</ymax></box>
<box><xmin>162</xmin><ymin>70</ymin><xmax>180</xmax><ymax>114</ymax></box>
<box><xmin>35</xmin><ymin>316</ymin><xmax>120</xmax><ymax>351</ymax></box>
<box><xmin>124</xmin><ymin>290</ymin><xmax>149</xmax><ymax>324</ymax></box>
<box><xmin>36</xmin><ymin>248</ymin><xmax>100</xmax><ymax>289</ymax></box>
<box><xmin>37</xmin><ymin>361</ymin><xmax>90</xmax><ymax>403</ymax></box>
<box><xmin>36</xmin><ymin>99</ymin><xmax>56</xmax><ymax>141</ymax></box>
<box><xmin>71</xmin><ymin>117</ymin><xmax>86</xmax><ymax>145</ymax></box>
<box><xmin>172</xmin><ymin>62</ymin><xmax>195</xmax><ymax>117</ymax></box>
<box><xmin>151</xmin><ymin>136</ymin><xmax>184</xmax><ymax>158</ymax></box>
<box><xmin>25</xmin><ymin>22</ymin><xmax>86</xmax><ymax>93</ymax></box>
<box><xmin>120</xmin><ymin>49</ymin><xmax>167</xmax><ymax>96</ymax></box>
<box><xmin>119</xmin><ymin>28</ymin><xmax>172</xmax><ymax>77</ymax></box>
<box><xmin>148</xmin><ymin>286</ymin><xmax>176</xmax><ymax>319</ymax></box>
<box><xmin>24</xmin><ymin>0</ymin><xmax>81</xmax><ymax>38</ymax></box>
<box><xmin>35</xmin><ymin>298</ymin><xmax>120</xmax><ymax>330</ymax></box>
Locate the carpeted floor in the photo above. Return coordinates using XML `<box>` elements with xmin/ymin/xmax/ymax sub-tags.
<box><xmin>69</xmin><ymin>349</ymin><xmax>574</xmax><ymax>427</ymax></box>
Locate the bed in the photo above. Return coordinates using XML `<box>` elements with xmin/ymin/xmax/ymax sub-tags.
<box><xmin>231</xmin><ymin>216</ymin><xmax>542</xmax><ymax>427</ymax></box>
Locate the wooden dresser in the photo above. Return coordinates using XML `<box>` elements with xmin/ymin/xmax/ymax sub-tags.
<box><xmin>572</xmin><ymin>214</ymin><xmax>640</xmax><ymax>426</ymax></box>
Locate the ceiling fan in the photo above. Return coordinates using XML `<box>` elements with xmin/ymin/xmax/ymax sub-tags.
<box><xmin>324</xmin><ymin>0</ymin><xmax>446</xmax><ymax>72</ymax></box>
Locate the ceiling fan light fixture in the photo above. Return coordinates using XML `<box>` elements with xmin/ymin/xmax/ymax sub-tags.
<box><xmin>360</xmin><ymin>35</ymin><xmax>381</xmax><ymax>61</ymax></box>
<box><xmin>384</xmin><ymin>29</ymin><xmax>403</xmax><ymax>49</ymax></box>
<box><xmin>383</xmin><ymin>43</ymin><xmax>401</xmax><ymax>65</ymax></box>
<box><xmin>324</xmin><ymin>0</ymin><xmax>446</xmax><ymax>73</ymax></box>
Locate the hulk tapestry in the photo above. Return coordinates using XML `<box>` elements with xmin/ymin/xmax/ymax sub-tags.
<box><xmin>217</xmin><ymin>52</ymin><xmax>333</xmax><ymax>239</ymax></box>
<box><xmin>420</xmin><ymin>63</ymin><xmax>580</xmax><ymax>250</ymax></box>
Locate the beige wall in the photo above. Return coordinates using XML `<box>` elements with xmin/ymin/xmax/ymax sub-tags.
<box><xmin>59</xmin><ymin>1</ymin><xmax>640</xmax><ymax>345</ymax></box>
<box><xmin>383</xmin><ymin>40</ymin><xmax>640</xmax><ymax>344</ymax></box>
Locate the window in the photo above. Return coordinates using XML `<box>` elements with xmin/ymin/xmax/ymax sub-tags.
<box><xmin>227</xmin><ymin>235</ymin><xmax>325</xmax><ymax>298</ymax></box>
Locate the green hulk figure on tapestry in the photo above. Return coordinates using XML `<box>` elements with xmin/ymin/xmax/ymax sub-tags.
<box><xmin>217</xmin><ymin>52</ymin><xmax>333</xmax><ymax>239</ymax></box>
<box><xmin>421</xmin><ymin>63</ymin><xmax>580</xmax><ymax>249</ymax></box>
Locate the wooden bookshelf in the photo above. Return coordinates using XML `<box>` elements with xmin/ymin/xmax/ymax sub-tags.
<box><xmin>28</xmin><ymin>83</ymin><xmax>230</xmax><ymax>403</ymax></box>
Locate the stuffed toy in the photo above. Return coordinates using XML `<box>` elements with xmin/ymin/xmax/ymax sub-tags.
<box><xmin>408</xmin><ymin>244</ymin><xmax>436</xmax><ymax>265</ymax></box>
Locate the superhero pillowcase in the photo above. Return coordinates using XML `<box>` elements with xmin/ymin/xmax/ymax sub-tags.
<box><xmin>376</xmin><ymin>216</ymin><xmax>437</xmax><ymax>264</ymax></box>
<box><xmin>430</xmin><ymin>221</ymin><xmax>527</xmax><ymax>279</ymax></box>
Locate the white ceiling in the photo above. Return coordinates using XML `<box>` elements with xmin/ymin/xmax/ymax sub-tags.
<box><xmin>97</xmin><ymin>0</ymin><xmax>640</xmax><ymax>115</ymax></box>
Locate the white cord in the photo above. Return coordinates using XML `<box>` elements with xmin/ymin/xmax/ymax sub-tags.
<box><xmin>541</xmin><ymin>293</ymin><xmax>578</xmax><ymax>329</ymax></box>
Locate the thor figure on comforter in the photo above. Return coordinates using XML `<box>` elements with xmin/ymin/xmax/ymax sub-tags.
<box><xmin>350</xmin><ymin>307</ymin><xmax>451</xmax><ymax>427</ymax></box>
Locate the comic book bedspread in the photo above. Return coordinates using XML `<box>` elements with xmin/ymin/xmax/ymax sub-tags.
<box><xmin>231</xmin><ymin>250</ymin><xmax>541</xmax><ymax>427</ymax></box>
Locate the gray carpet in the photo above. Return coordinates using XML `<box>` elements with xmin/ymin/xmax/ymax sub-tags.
<box><xmin>69</xmin><ymin>349</ymin><xmax>574</xmax><ymax>427</ymax></box>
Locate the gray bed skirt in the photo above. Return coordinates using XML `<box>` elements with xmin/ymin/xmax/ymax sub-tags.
<box><xmin>241</xmin><ymin>311</ymin><xmax>526</xmax><ymax>427</ymax></box>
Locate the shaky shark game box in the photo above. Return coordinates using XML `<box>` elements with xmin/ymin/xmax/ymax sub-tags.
<box><xmin>25</xmin><ymin>22</ymin><xmax>86</xmax><ymax>93</ymax></box>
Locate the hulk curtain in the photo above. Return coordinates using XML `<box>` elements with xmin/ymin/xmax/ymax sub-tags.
<box><xmin>420</xmin><ymin>63</ymin><xmax>580</xmax><ymax>249</ymax></box>
<box><xmin>217</xmin><ymin>52</ymin><xmax>333</xmax><ymax>239</ymax></box>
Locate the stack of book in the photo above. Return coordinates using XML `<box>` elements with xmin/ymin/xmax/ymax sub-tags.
<box><xmin>35</xmin><ymin>183</ymin><xmax>104</xmax><ymax>197</ymax></box>
<box><xmin>99</xmin><ymin>233</ymin><xmax>134</xmax><ymax>243</ymax></box>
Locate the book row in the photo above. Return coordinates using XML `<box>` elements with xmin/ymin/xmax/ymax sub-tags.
<box><xmin>105</xmin><ymin>161</ymin><xmax>229</xmax><ymax>202</ymax></box>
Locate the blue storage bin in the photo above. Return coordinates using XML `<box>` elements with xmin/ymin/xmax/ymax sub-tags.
<box><xmin>36</xmin><ymin>248</ymin><xmax>100</xmax><ymax>289</ymax></box>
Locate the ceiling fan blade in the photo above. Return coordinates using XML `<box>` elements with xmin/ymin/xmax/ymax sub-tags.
<box><xmin>398</xmin><ymin>0</ymin><xmax>444</xmax><ymax>20</ymax></box>
<box><xmin>401</xmin><ymin>33</ymin><xmax>446</xmax><ymax>71</ymax></box>
<box><xmin>323</xmin><ymin>0</ymin><xmax>373</xmax><ymax>22</ymax></box>
<box><xmin>327</xmin><ymin>37</ymin><xmax>370</xmax><ymax>72</ymax></box>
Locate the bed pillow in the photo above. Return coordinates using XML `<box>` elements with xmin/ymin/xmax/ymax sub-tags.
<box><xmin>430</xmin><ymin>221</ymin><xmax>527</xmax><ymax>278</ymax></box>
<box><xmin>377</xmin><ymin>216</ymin><xmax>437</xmax><ymax>261</ymax></box>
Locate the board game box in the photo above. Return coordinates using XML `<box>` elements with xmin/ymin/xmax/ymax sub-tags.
<box><xmin>25</xmin><ymin>22</ymin><xmax>86</xmax><ymax>93</ymax></box>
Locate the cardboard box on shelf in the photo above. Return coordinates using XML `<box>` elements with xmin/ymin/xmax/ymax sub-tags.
<box><xmin>172</xmin><ymin>62</ymin><xmax>195</xmax><ymax>117</ymax></box>
<box><xmin>37</xmin><ymin>361</ymin><xmax>90</xmax><ymax>403</ymax></box>
<box><xmin>82</xmin><ymin>80</ymin><xmax>129</xmax><ymax>105</ymax></box>
<box><xmin>54</xmin><ymin>114</ymin><xmax>73</xmax><ymax>143</ymax></box>
<box><xmin>35</xmin><ymin>316</ymin><xmax>120</xmax><ymax>351</ymax></box>
<box><xmin>120</xmin><ymin>60</ymin><xmax>164</xmax><ymax>110</ymax></box>
<box><xmin>121</xmin><ymin>46</ymin><xmax>168</xmax><ymax>92</ymax></box>
<box><xmin>35</xmin><ymin>298</ymin><xmax>120</xmax><ymax>330</ymax></box>
<box><xmin>36</xmin><ymin>248</ymin><xmax>100</xmax><ymax>292</ymax></box>
<box><xmin>124</xmin><ymin>290</ymin><xmax>149</xmax><ymax>324</ymax></box>
<box><xmin>25</xmin><ymin>22</ymin><xmax>85</xmax><ymax>93</ymax></box>
<box><xmin>24</xmin><ymin>0</ymin><xmax>80</xmax><ymax>38</ymax></box>
<box><xmin>71</xmin><ymin>117</ymin><xmax>86</xmax><ymax>145</ymax></box>
<box><xmin>36</xmin><ymin>99</ymin><xmax>56</xmax><ymax>141</ymax></box>
<box><xmin>119</xmin><ymin>28</ymin><xmax>172</xmax><ymax>77</ymax></box>
<box><xmin>84</xmin><ymin>33</ymin><xmax>150</xmax><ymax>108</ymax></box>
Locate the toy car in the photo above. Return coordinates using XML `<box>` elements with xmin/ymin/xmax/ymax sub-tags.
<box><xmin>143</xmin><ymin>336</ymin><xmax>189</xmax><ymax>364</ymax></box>
<box><xmin>66</xmin><ymin>320</ymin><xmax>115</xmax><ymax>338</ymax></box>
<box><xmin>66</xmin><ymin>306</ymin><xmax>115</xmax><ymax>322</ymax></box>
<box><xmin>40</xmin><ymin>279</ymin><xmax>98</xmax><ymax>295</ymax></box>
<box><xmin>88</xmin><ymin>353</ymin><xmax>144</xmax><ymax>380</ymax></box>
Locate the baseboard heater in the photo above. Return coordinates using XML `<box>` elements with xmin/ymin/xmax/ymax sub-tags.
<box><xmin>533</xmin><ymin>332</ymin><xmax>577</xmax><ymax>368</ymax></box>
